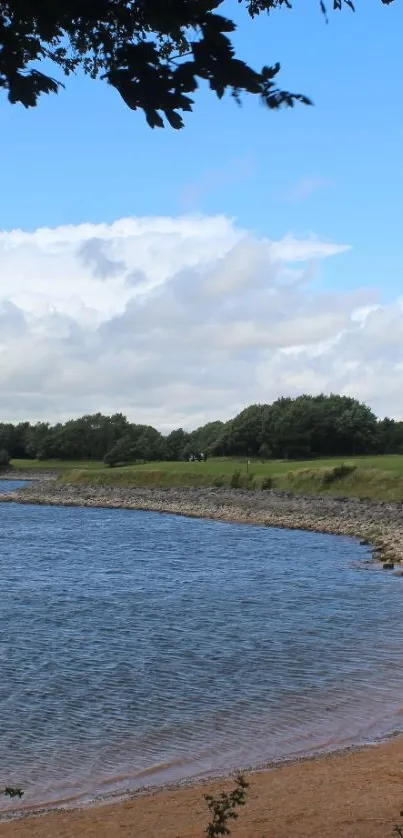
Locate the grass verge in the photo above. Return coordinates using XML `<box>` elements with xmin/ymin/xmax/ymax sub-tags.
<box><xmin>9</xmin><ymin>455</ymin><xmax>403</xmax><ymax>501</ymax></box>
<box><xmin>276</xmin><ymin>466</ymin><xmax>403</xmax><ymax>502</ymax></box>
<box><xmin>58</xmin><ymin>468</ymin><xmax>259</xmax><ymax>490</ymax></box>
<box><xmin>57</xmin><ymin>463</ymin><xmax>403</xmax><ymax>501</ymax></box>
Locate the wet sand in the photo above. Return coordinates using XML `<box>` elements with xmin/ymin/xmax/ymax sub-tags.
<box><xmin>2</xmin><ymin>737</ymin><xmax>403</xmax><ymax>837</ymax></box>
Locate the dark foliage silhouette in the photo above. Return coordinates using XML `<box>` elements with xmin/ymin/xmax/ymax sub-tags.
<box><xmin>0</xmin><ymin>1</ymin><xmax>394</xmax><ymax>127</ymax></box>
<box><xmin>204</xmin><ymin>774</ymin><xmax>249</xmax><ymax>837</ymax></box>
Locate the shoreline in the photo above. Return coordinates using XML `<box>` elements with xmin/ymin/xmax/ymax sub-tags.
<box><xmin>1</xmin><ymin>736</ymin><xmax>403</xmax><ymax>836</ymax></box>
<box><xmin>2</xmin><ymin>479</ymin><xmax>403</xmax><ymax>567</ymax></box>
<box><xmin>1</xmin><ymin>730</ymin><xmax>401</xmax><ymax>821</ymax></box>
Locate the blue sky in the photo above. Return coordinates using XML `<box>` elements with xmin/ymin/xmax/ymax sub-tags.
<box><xmin>0</xmin><ymin>1</ymin><xmax>402</xmax><ymax>425</ymax></box>
<box><xmin>1</xmin><ymin>1</ymin><xmax>401</xmax><ymax>293</ymax></box>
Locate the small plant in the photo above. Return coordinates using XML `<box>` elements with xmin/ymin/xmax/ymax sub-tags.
<box><xmin>261</xmin><ymin>476</ymin><xmax>273</xmax><ymax>490</ymax></box>
<box><xmin>204</xmin><ymin>773</ymin><xmax>249</xmax><ymax>837</ymax></box>
<box><xmin>245</xmin><ymin>474</ymin><xmax>256</xmax><ymax>490</ymax></box>
<box><xmin>321</xmin><ymin>463</ymin><xmax>357</xmax><ymax>486</ymax></box>
<box><xmin>230</xmin><ymin>470</ymin><xmax>242</xmax><ymax>489</ymax></box>
<box><xmin>229</xmin><ymin>471</ymin><xmax>256</xmax><ymax>490</ymax></box>
<box><xmin>212</xmin><ymin>475</ymin><xmax>225</xmax><ymax>488</ymax></box>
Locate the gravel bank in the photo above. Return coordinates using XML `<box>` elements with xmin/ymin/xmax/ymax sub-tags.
<box><xmin>1</xmin><ymin>480</ymin><xmax>403</xmax><ymax>567</ymax></box>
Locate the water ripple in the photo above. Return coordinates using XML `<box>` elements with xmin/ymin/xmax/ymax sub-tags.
<box><xmin>0</xmin><ymin>482</ymin><xmax>403</xmax><ymax>810</ymax></box>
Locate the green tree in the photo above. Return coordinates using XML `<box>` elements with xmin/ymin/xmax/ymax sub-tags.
<box><xmin>0</xmin><ymin>448</ymin><xmax>10</xmax><ymax>470</ymax></box>
<box><xmin>260</xmin><ymin>397</ymin><xmax>293</xmax><ymax>459</ymax></box>
<box><xmin>103</xmin><ymin>434</ymin><xmax>134</xmax><ymax>467</ymax></box>
<box><xmin>0</xmin><ymin>422</ymin><xmax>30</xmax><ymax>459</ymax></box>
<box><xmin>376</xmin><ymin>418</ymin><xmax>403</xmax><ymax>455</ymax></box>
<box><xmin>0</xmin><ymin>424</ymin><xmax>15</xmax><ymax>455</ymax></box>
<box><xmin>165</xmin><ymin>428</ymin><xmax>190</xmax><ymax>461</ymax></box>
<box><xmin>263</xmin><ymin>397</ymin><xmax>315</xmax><ymax>460</ymax></box>
<box><xmin>188</xmin><ymin>421</ymin><xmax>226</xmax><ymax>456</ymax></box>
<box><xmin>25</xmin><ymin>422</ymin><xmax>51</xmax><ymax>459</ymax></box>
<box><xmin>129</xmin><ymin>426</ymin><xmax>166</xmax><ymax>461</ymax></box>
<box><xmin>0</xmin><ymin>2</ymin><xmax>393</xmax><ymax>128</ymax></box>
<box><xmin>258</xmin><ymin>394</ymin><xmax>379</xmax><ymax>460</ymax></box>
<box><xmin>334</xmin><ymin>401</ymin><xmax>377</xmax><ymax>455</ymax></box>
<box><xmin>215</xmin><ymin>405</ymin><xmax>267</xmax><ymax>457</ymax></box>
<box><xmin>38</xmin><ymin>413</ymin><xmax>132</xmax><ymax>461</ymax></box>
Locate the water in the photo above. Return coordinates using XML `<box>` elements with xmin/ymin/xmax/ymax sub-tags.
<box><xmin>0</xmin><ymin>482</ymin><xmax>402</xmax><ymax>813</ymax></box>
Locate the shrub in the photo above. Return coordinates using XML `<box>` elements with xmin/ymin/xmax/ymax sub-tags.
<box><xmin>230</xmin><ymin>470</ymin><xmax>243</xmax><ymax>489</ymax></box>
<box><xmin>229</xmin><ymin>470</ymin><xmax>256</xmax><ymax>490</ymax></box>
<box><xmin>245</xmin><ymin>473</ymin><xmax>256</xmax><ymax>490</ymax></box>
<box><xmin>261</xmin><ymin>476</ymin><xmax>273</xmax><ymax>491</ymax></box>
<box><xmin>321</xmin><ymin>463</ymin><xmax>357</xmax><ymax>486</ymax></box>
<box><xmin>212</xmin><ymin>475</ymin><xmax>225</xmax><ymax>488</ymax></box>
<box><xmin>204</xmin><ymin>773</ymin><xmax>249</xmax><ymax>837</ymax></box>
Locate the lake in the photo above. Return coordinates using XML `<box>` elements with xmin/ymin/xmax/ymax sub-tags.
<box><xmin>1</xmin><ymin>480</ymin><xmax>402</xmax><ymax>812</ymax></box>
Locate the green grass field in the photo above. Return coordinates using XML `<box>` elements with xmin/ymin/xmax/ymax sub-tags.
<box><xmin>113</xmin><ymin>454</ymin><xmax>403</xmax><ymax>476</ymax></box>
<box><xmin>11</xmin><ymin>453</ymin><xmax>403</xmax><ymax>476</ymax></box>
<box><xmin>10</xmin><ymin>454</ymin><xmax>403</xmax><ymax>501</ymax></box>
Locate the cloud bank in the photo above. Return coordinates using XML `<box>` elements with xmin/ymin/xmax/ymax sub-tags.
<box><xmin>0</xmin><ymin>214</ymin><xmax>401</xmax><ymax>429</ymax></box>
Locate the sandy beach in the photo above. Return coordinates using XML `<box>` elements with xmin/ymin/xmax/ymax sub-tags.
<box><xmin>1</xmin><ymin>737</ymin><xmax>403</xmax><ymax>837</ymax></box>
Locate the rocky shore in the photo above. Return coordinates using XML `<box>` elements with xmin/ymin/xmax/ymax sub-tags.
<box><xmin>1</xmin><ymin>479</ymin><xmax>403</xmax><ymax>568</ymax></box>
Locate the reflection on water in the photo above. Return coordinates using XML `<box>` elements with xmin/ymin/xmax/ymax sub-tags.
<box><xmin>0</xmin><ymin>485</ymin><xmax>402</xmax><ymax>812</ymax></box>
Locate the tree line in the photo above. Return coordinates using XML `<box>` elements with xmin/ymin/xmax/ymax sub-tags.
<box><xmin>0</xmin><ymin>395</ymin><xmax>402</xmax><ymax>468</ymax></box>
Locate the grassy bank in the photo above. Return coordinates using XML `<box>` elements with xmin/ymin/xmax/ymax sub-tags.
<box><xmin>9</xmin><ymin>454</ymin><xmax>403</xmax><ymax>501</ymax></box>
<box><xmin>276</xmin><ymin>465</ymin><xmax>403</xmax><ymax>501</ymax></box>
<box><xmin>54</xmin><ymin>462</ymin><xmax>403</xmax><ymax>502</ymax></box>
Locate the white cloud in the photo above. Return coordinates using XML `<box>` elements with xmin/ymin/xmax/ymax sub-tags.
<box><xmin>0</xmin><ymin>214</ymin><xmax>401</xmax><ymax>428</ymax></box>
